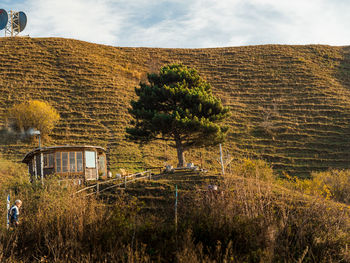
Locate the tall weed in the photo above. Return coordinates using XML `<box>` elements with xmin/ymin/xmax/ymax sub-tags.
<box><xmin>0</xmin><ymin>157</ymin><xmax>349</xmax><ymax>262</ymax></box>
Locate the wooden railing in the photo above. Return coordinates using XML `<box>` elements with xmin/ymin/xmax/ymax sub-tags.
<box><xmin>75</xmin><ymin>170</ymin><xmax>153</xmax><ymax>196</ymax></box>
<box><xmin>144</xmin><ymin>166</ymin><xmax>164</xmax><ymax>174</ymax></box>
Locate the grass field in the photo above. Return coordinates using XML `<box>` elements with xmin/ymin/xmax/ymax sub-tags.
<box><xmin>1</xmin><ymin>37</ymin><xmax>350</xmax><ymax>177</ymax></box>
<box><xmin>1</xmin><ymin>159</ymin><xmax>349</xmax><ymax>262</ymax></box>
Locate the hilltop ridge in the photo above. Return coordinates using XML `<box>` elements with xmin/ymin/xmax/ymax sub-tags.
<box><xmin>1</xmin><ymin>37</ymin><xmax>350</xmax><ymax>176</ymax></box>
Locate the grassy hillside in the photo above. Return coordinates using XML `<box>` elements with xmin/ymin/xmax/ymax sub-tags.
<box><xmin>1</xmin><ymin>37</ymin><xmax>350</xmax><ymax>177</ymax></box>
<box><xmin>1</xmin><ymin>158</ymin><xmax>349</xmax><ymax>262</ymax></box>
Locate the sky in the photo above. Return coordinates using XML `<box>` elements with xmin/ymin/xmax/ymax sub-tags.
<box><xmin>1</xmin><ymin>0</ymin><xmax>350</xmax><ymax>48</ymax></box>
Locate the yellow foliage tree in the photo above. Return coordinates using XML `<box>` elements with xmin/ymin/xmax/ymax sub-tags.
<box><xmin>8</xmin><ymin>100</ymin><xmax>60</xmax><ymax>137</ymax></box>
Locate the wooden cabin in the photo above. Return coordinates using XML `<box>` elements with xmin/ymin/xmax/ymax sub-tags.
<box><xmin>22</xmin><ymin>145</ymin><xmax>107</xmax><ymax>181</ymax></box>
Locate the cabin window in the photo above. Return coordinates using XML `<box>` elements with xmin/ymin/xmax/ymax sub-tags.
<box><xmin>77</xmin><ymin>152</ymin><xmax>83</xmax><ymax>172</ymax></box>
<box><xmin>98</xmin><ymin>155</ymin><xmax>106</xmax><ymax>176</ymax></box>
<box><xmin>56</xmin><ymin>152</ymin><xmax>61</xmax><ymax>172</ymax></box>
<box><xmin>44</xmin><ymin>153</ymin><xmax>54</xmax><ymax>168</ymax></box>
<box><xmin>62</xmin><ymin>152</ymin><xmax>68</xmax><ymax>172</ymax></box>
<box><xmin>85</xmin><ymin>151</ymin><xmax>96</xmax><ymax>168</ymax></box>
<box><xmin>55</xmin><ymin>151</ymin><xmax>83</xmax><ymax>173</ymax></box>
<box><xmin>69</xmin><ymin>152</ymin><xmax>76</xmax><ymax>172</ymax></box>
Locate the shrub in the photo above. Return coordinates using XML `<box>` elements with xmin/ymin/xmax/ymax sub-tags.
<box><xmin>7</xmin><ymin>100</ymin><xmax>60</xmax><ymax>137</ymax></box>
<box><xmin>230</xmin><ymin>158</ymin><xmax>275</xmax><ymax>181</ymax></box>
<box><xmin>287</xmin><ymin>169</ymin><xmax>350</xmax><ymax>204</ymax></box>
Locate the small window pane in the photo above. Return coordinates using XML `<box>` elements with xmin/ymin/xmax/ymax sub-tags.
<box><xmin>49</xmin><ymin>154</ymin><xmax>54</xmax><ymax>167</ymax></box>
<box><xmin>44</xmin><ymin>154</ymin><xmax>48</xmax><ymax>167</ymax></box>
<box><xmin>56</xmin><ymin>152</ymin><xmax>61</xmax><ymax>172</ymax></box>
<box><xmin>76</xmin><ymin>152</ymin><xmax>83</xmax><ymax>172</ymax></box>
<box><xmin>62</xmin><ymin>152</ymin><xmax>68</xmax><ymax>172</ymax></box>
<box><xmin>69</xmin><ymin>152</ymin><xmax>76</xmax><ymax>172</ymax></box>
<box><xmin>85</xmin><ymin>151</ymin><xmax>96</xmax><ymax>168</ymax></box>
<box><xmin>44</xmin><ymin>153</ymin><xmax>54</xmax><ymax>168</ymax></box>
<box><xmin>98</xmin><ymin>156</ymin><xmax>106</xmax><ymax>176</ymax></box>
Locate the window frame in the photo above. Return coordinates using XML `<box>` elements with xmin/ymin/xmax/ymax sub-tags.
<box><xmin>76</xmin><ymin>152</ymin><xmax>83</xmax><ymax>172</ymax></box>
<box><xmin>62</xmin><ymin>152</ymin><xmax>69</xmax><ymax>173</ymax></box>
<box><xmin>85</xmin><ymin>151</ymin><xmax>96</xmax><ymax>168</ymax></box>
<box><xmin>69</xmin><ymin>152</ymin><xmax>76</xmax><ymax>172</ymax></box>
<box><xmin>56</xmin><ymin>152</ymin><xmax>62</xmax><ymax>173</ymax></box>
<box><xmin>55</xmin><ymin>151</ymin><xmax>84</xmax><ymax>174</ymax></box>
<box><xmin>44</xmin><ymin>153</ymin><xmax>54</xmax><ymax>168</ymax></box>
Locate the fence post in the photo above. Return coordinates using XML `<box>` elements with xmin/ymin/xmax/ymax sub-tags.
<box><xmin>124</xmin><ymin>176</ymin><xmax>127</xmax><ymax>189</ymax></box>
<box><xmin>149</xmin><ymin>171</ymin><xmax>152</xmax><ymax>180</ymax></box>
<box><xmin>6</xmin><ymin>193</ymin><xmax>10</xmax><ymax>230</ymax></box>
<box><xmin>175</xmin><ymin>185</ymin><xmax>178</xmax><ymax>232</ymax></box>
<box><xmin>96</xmin><ymin>182</ymin><xmax>99</xmax><ymax>195</ymax></box>
<box><xmin>219</xmin><ymin>143</ymin><xmax>225</xmax><ymax>175</ymax></box>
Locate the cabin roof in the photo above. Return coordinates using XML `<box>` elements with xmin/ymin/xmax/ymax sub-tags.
<box><xmin>22</xmin><ymin>145</ymin><xmax>106</xmax><ymax>164</ymax></box>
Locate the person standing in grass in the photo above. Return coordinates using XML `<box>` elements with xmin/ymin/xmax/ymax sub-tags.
<box><xmin>9</xmin><ymin>200</ymin><xmax>22</xmax><ymax>227</ymax></box>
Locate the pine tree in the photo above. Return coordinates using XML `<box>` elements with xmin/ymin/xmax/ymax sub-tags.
<box><xmin>127</xmin><ymin>64</ymin><xmax>230</xmax><ymax>167</ymax></box>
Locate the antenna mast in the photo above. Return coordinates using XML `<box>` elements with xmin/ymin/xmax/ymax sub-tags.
<box><xmin>4</xmin><ymin>10</ymin><xmax>27</xmax><ymax>37</ymax></box>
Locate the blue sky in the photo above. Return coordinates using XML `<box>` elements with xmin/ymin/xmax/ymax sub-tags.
<box><xmin>1</xmin><ymin>0</ymin><xmax>350</xmax><ymax>48</ymax></box>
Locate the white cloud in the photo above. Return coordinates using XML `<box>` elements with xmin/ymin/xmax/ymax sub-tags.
<box><xmin>22</xmin><ymin>0</ymin><xmax>123</xmax><ymax>45</ymax></box>
<box><xmin>5</xmin><ymin>0</ymin><xmax>350</xmax><ymax>47</ymax></box>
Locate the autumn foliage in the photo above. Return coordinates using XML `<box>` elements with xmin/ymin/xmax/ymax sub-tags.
<box><xmin>8</xmin><ymin>100</ymin><xmax>60</xmax><ymax>137</ymax></box>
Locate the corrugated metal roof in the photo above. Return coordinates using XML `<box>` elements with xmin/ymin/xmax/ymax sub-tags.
<box><xmin>22</xmin><ymin>145</ymin><xmax>106</xmax><ymax>163</ymax></box>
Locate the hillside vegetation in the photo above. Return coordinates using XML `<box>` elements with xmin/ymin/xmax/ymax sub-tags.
<box><xmin>1</xmin><ymin>37</ymin><xmax>350</xmax><ymax>176</ymax></box>
<box><xmin>1</xmin><ymin>157</ymin><xmax>349</xmax><ymax>262</ymax></box>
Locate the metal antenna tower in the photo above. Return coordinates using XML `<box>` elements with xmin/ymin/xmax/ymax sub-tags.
<box><xmin>4</xmin><ymin>10</ymin><xmax>27</xmax><ymax>37</ymax></box>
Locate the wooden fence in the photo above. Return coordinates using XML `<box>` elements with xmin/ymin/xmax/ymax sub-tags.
<box><xmin>75</xmin><ymin>170</ymin><xmax>153</xmax><ymax>196</ymax></box>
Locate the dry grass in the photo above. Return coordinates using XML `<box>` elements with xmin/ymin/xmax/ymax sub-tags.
<box><xmin>1</xmin><ymin>157</ymin><xmax>349</xmax><ymax>262</ymax></box>
<box><xmin>1</xmin><ymin>38</ymin><xmax>350</xmax><ymax>176</ymax></box>
<box><xmin>178</xmin><ymin>173</ymin><xmax>350</xmax><ymax>262</ymax></box>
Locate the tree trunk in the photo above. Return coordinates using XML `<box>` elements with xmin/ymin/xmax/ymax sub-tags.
<box><xmin>175</xmin><ymin>138</ymin><xmax>186</xmax><ymax>167</ymax></box>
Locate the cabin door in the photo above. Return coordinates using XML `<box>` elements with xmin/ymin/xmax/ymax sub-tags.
<box><xmin>85</xmin><ymin>151</ymin><xmax>98</xmax><ymax>180</ymax></box>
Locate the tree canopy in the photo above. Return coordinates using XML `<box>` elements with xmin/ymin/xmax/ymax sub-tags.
<box><xmin>127</xmin><ymin>63</ymin><xmax>230</xmax><ymax>167</ymax></box>
<box><xmin>8</xmin><ymin>100</ymin><xmax>60</xmax><ymax>137</ymax></box>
